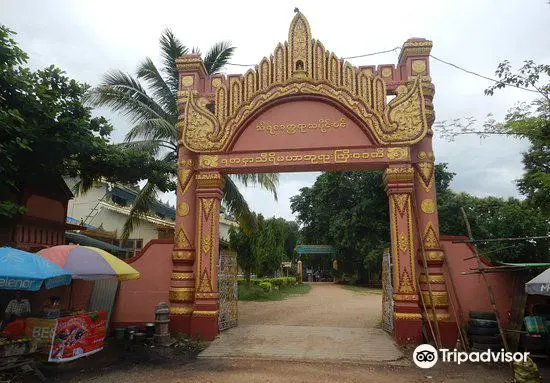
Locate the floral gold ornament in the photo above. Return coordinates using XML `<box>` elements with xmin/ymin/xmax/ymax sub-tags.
<box><xmin>416</xmin><ymin>162</ymin><xmax>434</xmax><ymax>192</ymax></box>
<box><xmin>199</xmin><ymin>155</ymin><xmax>219</xmax><ymax>167</ymax></box>
<box><xmin>412</xmin><ymin>60</ymin><xmax>426</xmax><ymax>74</ymax></box>
<box><xmin>169</xmin><ymin>306</ymin><xmax>194</xmax><ymax>315</ymax></box>
<box><xmin>381</xmin><ymin>67</ymin><xmax>392</xmax><ymax>78</ymax></box>
<box><xmin>386</xmin><ymin>147</ymin><xmax>409</xmax><ymax>161</ymax></box>
<box><xmin>198</xmin><ymin>268</ymin><xmax>212</xmax><ymax>292</ymax></box>
<box><xmin>172</xmin><ymin>251</ymin><xmax>194</xmax><ymax>261</ymax></box>
<box><xmin>195</xmin><ymin>172</ymin><xmax>224</xmax><ymax>188</ymax></box>
<box><xmin>177</xmin><ymin>202</ymin><xmax>190</xmax><ymax>217</ymax></box>
<box><xmin>421</xmin><ymin>291</ymin><xmax>448</xmax><ymax>307</ymax></box>
<box><xmin>423</xmin><ymin>222</ymin><xmax>440</xmax><ymax>249</ymax></box>
<box><xmin>171</xmin><ymin>271</ymin><xmax>194</xmax><ymax>280</ymax></box>
<box><xmin>181</xmin><ymin>75</ymin><xmax>194</xmax><ymax>87</ymax></box>
<box><xmin>398</xmin><ymin>233</ymin><xmax>409</xmax><ymax>254</ymax></box>
<box><xmin>421</xmin><ymin>199</ymin><xmax>435</xmax><ymax>214</ymax></box>
<box><xmin>178</xmin><ymin>169</ymin><xmax>193</xmax><ymax>194</ymax></box>
<box><xmin>193</xmin><ymin>310</ymin><xmax>218</xmax><ymax>317</ymax></box>
<box><xmin>419</xmin><ymin>273</ymin><xmax>445</xmax><ymax>284</ymax></box>
<box><xmin>393</xmin><ymin>194</ymin><xmax>409</xmax><ymax>216</ymax></box>
<box><xmin>211</xmin><ymin>78</ymin><xmax>222</xmax><ymax>88</ymax></box>
<box><xmin>399</xmin><ymin>268</ymin><xmax>414</xmax><ymax>293</ymax></box>
<box><xmin>176</xmin><ymin>228</ymin><xmax>191</xmax><ymax>249</ymax></box>
<box><xmin>384</xmin><ymin>167</ymin><xmax>415</xmax><ymax>184</ymax></box>
<box><xmin>169</xmin><ymin>287</ymin><xmax>195</xmax><ymax>302</ymax></box>
<box><xmin>394</xmin><ymin>312</ymin><xmax>422</xmax><ymax>320</ymax></box>
<box><xmin>394</xmin><ymin>293</ymin><xmax>419</xmax><ymax>302</ymax></box>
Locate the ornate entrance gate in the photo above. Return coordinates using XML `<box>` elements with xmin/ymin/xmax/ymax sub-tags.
<box><xmin>168</xmin><ymin>11</ymin><xmax>457</xmax><ymax>345</ymax></box>
<box><xmin>218</xmin><ymin>249</ymin><xmax>238</xmax><ymax>331</ymax></box>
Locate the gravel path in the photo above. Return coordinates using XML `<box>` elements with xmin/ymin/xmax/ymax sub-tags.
<box><xmin>238</xmin><ymin>282</ymin><xmax>382</xmax><ymax>327</ymax></box>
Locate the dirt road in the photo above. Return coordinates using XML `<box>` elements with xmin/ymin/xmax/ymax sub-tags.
<box><xmin>238</xmin><ymin>282</ymin><xmax>382</xmax><ymax>327</ymax></box>
<box><xmin>76</xmin><ymin>283</ymin><xmax>511</xmax><ymax>382</ymax></box>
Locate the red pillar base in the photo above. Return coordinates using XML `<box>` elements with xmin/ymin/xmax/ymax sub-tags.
<box><xmin>393</xmin><ymin>317</ymin><xmax>423</xmax><ymax>344</ymax></box>
<box><xmin>190</xmin><ymin>313</ymin><xmax>218</xmax><ymax>341</ymax></box>
<box><xmin>438</xmin><ymin>320</ymin><xmax>459</xmax><ymax>348</ymax></box>
<box><xmin>169</xmin><ymin>314</ymin><xmax>191</xmax><ymax>336</ymax></box>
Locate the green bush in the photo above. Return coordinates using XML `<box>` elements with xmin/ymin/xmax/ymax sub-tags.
<box><xmin>238</xmin><ymin>276</ymin><xmax>297</xmax><ymax>287</ymax></box>
<box><xmin>258</xmin><ymin>281</ymin><xmax>272</xmax><ymax>292</ymax></box>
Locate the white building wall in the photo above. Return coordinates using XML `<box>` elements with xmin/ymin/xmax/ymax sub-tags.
<box><xmin>66</xmin><ymin>183</ymin><xmax>107</xmax><ymax>224</ymax></box>
<box><xmin>89</xmin><ymin>209</ymin><xmax>160</xmax><ymax>245</ymax></box>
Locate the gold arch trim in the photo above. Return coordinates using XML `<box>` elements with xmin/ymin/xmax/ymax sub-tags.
<box><xmin>177</xmin><ymin>12</ymin><xmax>432</xmax><ymax>153</ymax></box>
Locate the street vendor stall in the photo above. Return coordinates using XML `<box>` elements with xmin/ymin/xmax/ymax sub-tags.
<box><xmin>31</xmin><ymin>245</ymin><xmax>140</xmax><ymax>362</ymax></box>
<box><xmin>0</xmin><ymin>247</ymin><xmax>72</xmax><ymax>380</ymax></box>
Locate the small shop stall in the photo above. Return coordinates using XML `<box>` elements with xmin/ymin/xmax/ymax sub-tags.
<box><xmin>0</xmin><ymin>247</ymin><xmax>72</xmax><ymax>380</ymax></box>
<box><xmin>522</xmin><ymin>268</ymin><xmax>550</xmax><ymax>358</ymax></box>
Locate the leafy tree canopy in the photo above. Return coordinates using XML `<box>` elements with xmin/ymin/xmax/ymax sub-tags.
<box><xmin>0</xmin><ymin>25</ymin><xmax>172</xmax><ymax>218</ymax></box>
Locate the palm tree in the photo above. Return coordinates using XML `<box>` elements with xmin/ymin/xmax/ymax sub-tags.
<box><xmin>86</xmin><ymin>30</ymin><xmax>278</xmax><ymax>239</ymax></box>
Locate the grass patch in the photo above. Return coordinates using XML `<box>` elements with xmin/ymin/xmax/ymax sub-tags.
<box><xmin>238</xmin><ymin>283</ymin><xmax>311</xmax><ymax>301</ymax></box>
<box><xmin>342</xmin><ymin>285</ymin><xmax>383</xmax><ymax>295</ymax></box>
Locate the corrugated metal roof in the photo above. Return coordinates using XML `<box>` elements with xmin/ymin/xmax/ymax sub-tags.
<box><xmin>66</xmin><ymin>232</ymin><xmax>127</xmax><ymax>252</ymax></box>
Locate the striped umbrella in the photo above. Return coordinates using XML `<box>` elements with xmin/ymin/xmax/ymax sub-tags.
<box><xmin>37</xmin><ymin>245</ymin><xmax>139</xmax><ymax>281</ymax></box>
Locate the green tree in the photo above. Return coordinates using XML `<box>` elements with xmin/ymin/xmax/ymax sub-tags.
<box><xmin>436</xmin><ymin>60</ymin><xmax>550</xmax><ymax>216</ymax></box>
<box><xmin>281</xmin><ymin>219</ymin><xmax>300</xmax><ymax>260</ymax></box>
<box><xmin>290</xmin><ymin>164</ymin><xmax>459</xmax><ymax>283</ymax></box>
<box><xmin>229</xmin><ymin>224</ymin><xmax>257</xmax><ymax>286</ymax></box>
<box><xmin>86</xmin><ymin>30</ymin><xmax>279</xmax><ymax>239</ymax></box>
<box><xmin>254</xmin><ymin>215</ymin><xmax>285</xmax><ymax>276</ymax></box>
<box><xmin>0</xmin><ymin>26</ymin><xmax>168</xmax><ymax>218</ymax></box>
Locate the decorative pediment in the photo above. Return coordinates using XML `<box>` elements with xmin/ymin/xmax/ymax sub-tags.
<box><xmin>177</xmin><ymin>11</ymin><xmax>432</xmax><ymax>153</ymax></box>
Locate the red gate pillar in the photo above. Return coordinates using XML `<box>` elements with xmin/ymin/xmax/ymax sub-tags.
<box><xmin>384</xmin><ymin>165</ymin><xmax>422</xmax><ymax>344</ymax></box>
<box><xmin>190</xmin><ymin>170</ymin><xmax>223</xmax><ymax>340</ymax></box>
<box><xmin>169</xmin><ymin>146</ymin><xmax>197</xmax><ymax>334</ymax></box>
<box><xmin>413</xmin><ymin>135</ymin><xmax>457</xmax><ymax>347</ymax></box>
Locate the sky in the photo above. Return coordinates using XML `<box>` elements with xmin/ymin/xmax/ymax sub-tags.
<box><xmin>4</xmin><ymin>0</ymin><xmax>549</xmax><ymax>221</ymax></box>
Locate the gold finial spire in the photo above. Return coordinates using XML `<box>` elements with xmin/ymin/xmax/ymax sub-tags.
<box><xmin>288</xmin><ymin>10</ymin><xmax>312</xmax><ymax>78</ymax></box>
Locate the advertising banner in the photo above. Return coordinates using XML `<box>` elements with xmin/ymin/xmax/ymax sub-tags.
<box><xmin>48</xmin><ymin>311</ymin><xmax>106</xmax><ymax>362</ymax></box>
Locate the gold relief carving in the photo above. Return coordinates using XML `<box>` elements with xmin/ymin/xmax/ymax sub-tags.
<box><xmin>312</xmin><ymin>40</ymin><xmax>326</xmax><ymax>81</ymax></box>
<box><xmin>199</xmin><ymin>155</ymin><xmax>218</xmax><ymax>167</ymax></box>
<box><xmin>418</xmin><ymin>151</ymin><xmax>427</xmax><ymax>160</ymax></box>
<box><xmin>423</xmin><ymin>312</ymin><xmax>451</xmax><ymax>321</ymax></box>
<box><xmin>178</xmin><ymin>15</ymin><xmax>431</xmax><ymax>153</ymax></box>
<box><xmin>343</xmin><ymin>62</ymin><xmax>356</xmax><ymax>93</ymax></box>
<box><xmin>178</xmin><ymin>159</ymin><xmax>194</xmax><ymax>167</ymax></box>
<box><xmin>417</xmin><ymin>162</ymin><xmax>434</xmax><ymax>192</ymax></box>
<box><xmin>398</xmin><ymin>40</ymin><xmax>433</xmax><ymax>63</ymax></box>
<box><xmin>386</xmin><ymin>147</ymin><xmax>409</xmax><ymax>161</ymax></box>
<box><xmin>394</xmin><ymin>294</ymin><xmax>419</xmax><ymax>302</ymax></box>
<box><xmin>393</xmin><ymin>194</ymin><xmax>409</xmax><ymax>216</ymax></box>
<box><xmin>256</xmin><ymin>118</ymin><xmax>346</xmax><ymax>136</ymax></box>
<box><xmin>169</xmin><ymin>287</ymin><xmax>195</xmax><ymax>302</ymax></box>
<box><xmin>177</xmin><ymin>202</ymin><xmax>189</xmax><ymax>217</ymax></box>
<box><xmin>398</xmin><ymin>268</ymin><xmax>414</xmax><ymax>293</ymax></box>
<box><xmin>394</xmin><ymin>312</ymin><xmax>422</xmax><ymax>320</ymax></box>
<box><xmin>172</xmin><ymin>251</ymin><xmax>194</xmax><ymax>261</ymax></box>
<box><xmin>398</xmin><ymin>232</ymin><xmax>409</xmax><ymax>254</ymax></box>
<box><xmin>381</xmin><ymin>67</ymin><xmax>392</xmax><ymax>78</ymax></box>
<box><xmin>421</xmin><ymin>199</ymin><xmax>435</xmax><ymax>214</ymax></box>
<box><xmin>193</xmin><ymin>310</ymin><xmax>218</xmax><ymax>317</ymax></box>
<box><xmin>178</xmin><ymin>169</ymin><xmax>193</xmax><ymax>194</ymax></box>
<box><xmin>198</xmin><ymin>268</ymin><xmax>212</xmax><ymax>292</ymax></box>
<box><xmin>195</xmin><ymin>292</ymin><xmax>218</xmax><ymax>299</ymax></box>
<box><xmin>259</xmin><ymin>58</ymin><xmax>271</xmax><ymax>89</ymax></box>
<box><xmin>421</xmin><ymin>291</ymin><xmax>448</xmax><ymax>307</ymax></box>
<box><xmin>426</xmin><ymin>250</ymin><xmax>444</xmax><ymax>261</ymax></box>
<box><xmin>172</xmin><ymin>272</ymin><xmax>194</xmax><ymax>280</ymax></box>
<box><xmin>176</xmin><ymin>228</ymin><xmax>191</xmax><ymax>249</ymax></box>
<box><xmin>181</xmin><ymin>75</ymin><xmax>194</xmax><ymax>87</ymax></box>
<box><xmin>195</xmin><ymin>172</ymin><xmax>224</xmax><ymax>188</ymax></box>
<box><xmin>412</xmin><ymin>60</ymin><xmax>426</xmax><ymax>74</ymax></box>
<box><xmin>169</xmin><ymin>306</ymin><xmax>194</xmax><ymax>315</ymax></box>
<box><xmin>244</xmin><ymin>69</ymin><xmax>257</xmax><ymax>100</ymax></box>
<box><xmin>211</xmin><ymin>78</ymin><xmax>222</xmax><ymax>88</ymax></box>
<box><xmin>427</xmin><ymin>152</ymin><xmax>434</xmax><ymax>160</ymax></box>
<box><xmin>419</xmin><ymin>274</ymin><xmax>445</xmax><ymax>284</ymax></box>
<box><xmin>201</xmin><ymin>198</ymin><xmax>215</xmax><ymax>219</ymax></box>
<box><xmin>423</xmin><ymin>222</ymin><xmax>440</xmax><ymax>249</ymax></box>
<box><xmin>288</xmin><ymin>11</ymin><xmax>312</xmax><ymax>78</ymax></box>
<box><xmin>384</xmin><ymin>167</ymin><xmax>414</xmax><ymax>184</ymax></box>
<box><xmin>202</xmin><ymin>234</ymin><xmax>211</xmax><ymax>255</ymax></box>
